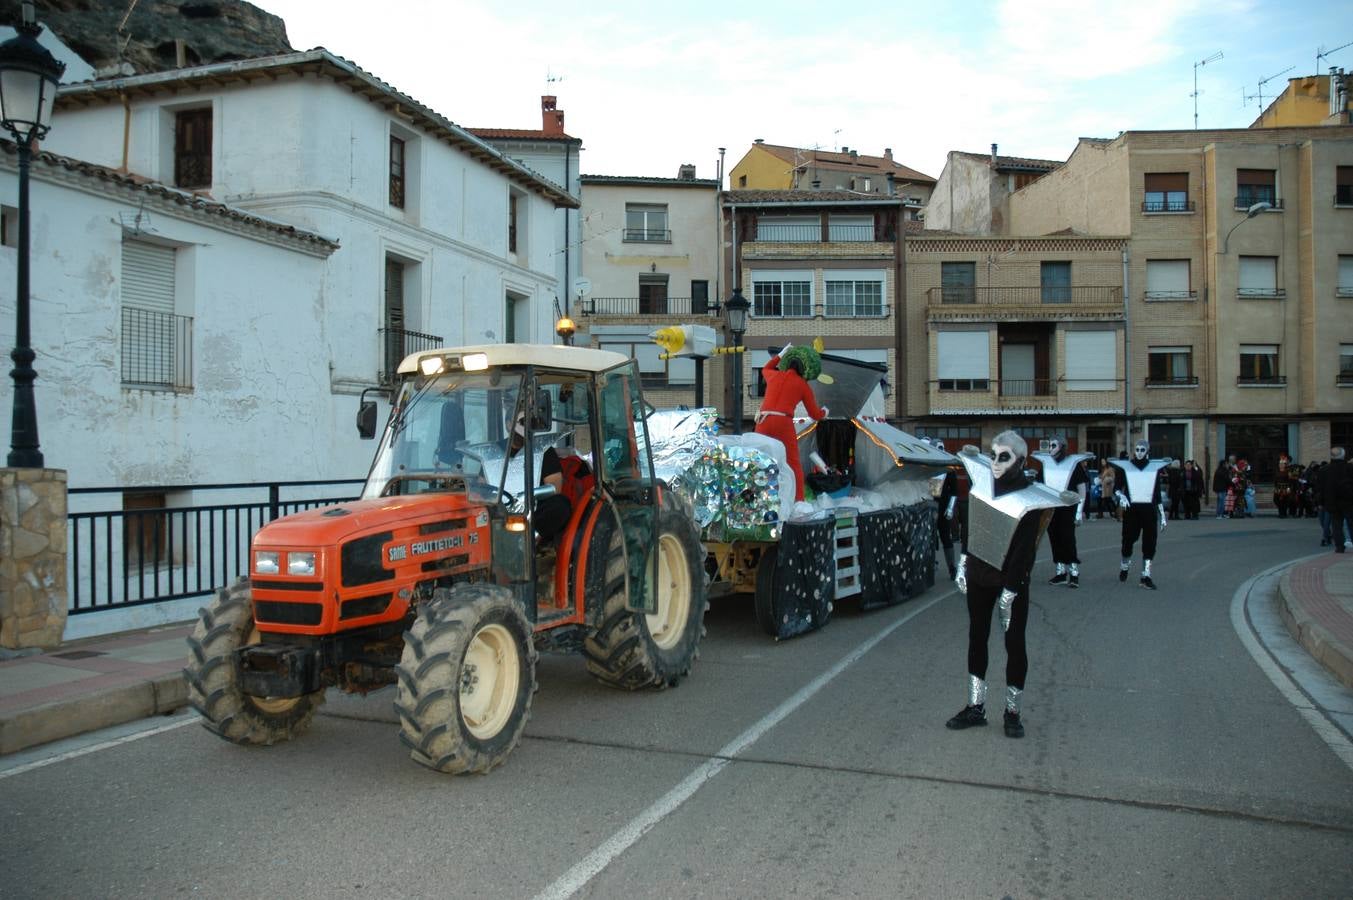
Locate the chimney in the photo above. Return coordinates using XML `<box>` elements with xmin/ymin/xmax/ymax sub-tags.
<box><xmin>677</xmin><ymin>163</ymin><xmax>696</xmax><ymax>180</ymax></box>
<box><xmin>884</xmin><ymin>147</ymin><xmax>893</xmax><ymax>162</ymax></box>
<box><xmin>541</xmin><ymin>95</ymin><xmax>564</xmax><ymax>136</ymax></box>
<box><xmin>754</xmin><ymin>137</ymin><xmax>764</xmax><ymax>144</ymax></box>
<box><xmin>990</xmin><ymin>143</ymin><xmax>998</xmax><ymax>164</ymax></box>
<box><xmin>886</xmin><ymin>172</ymin><xmax>895</xmax><ymax>196</ymax></box>
<box><xmin>850</xmin><ymin>149</ymin><xmax>859</xmax><ymax>160</ymax></box>
<box><xmin>840</xmin><ymin>146</ymin><xmax>848</xmax><ymax>154</ymax></box>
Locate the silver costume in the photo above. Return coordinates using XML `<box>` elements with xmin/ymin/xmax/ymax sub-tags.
<box><xmin>959</xmin><ymin>447</ymin><xmax>1080</xmax><ymax>575</ymax></box>
<box><xmin>1032</xmin><ymin>451</ymin><xmax>1094</xmax><ymax>493</ymax></box>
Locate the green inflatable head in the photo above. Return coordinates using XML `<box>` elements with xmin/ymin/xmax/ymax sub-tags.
<box><xmin>778</xmin><ymin>345</ymin><xmax>822</xmax><ymax>382</ymax></box>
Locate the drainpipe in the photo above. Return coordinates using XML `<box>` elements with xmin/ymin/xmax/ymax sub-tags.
<box><xmin>894</xmin><ymin>202</ymin><xmax>905</xmax><ymax>421</ymax></box>
<box><xmin>563</xmin><ymin>142</ymin><xmax>571</xmax><ymax>318</ymax></box>
<box><xmin>1122</xmin><ymin>245</ymin><xmax>1132</xmax><ymax>448</ymax></box>
<box><xmin>120</xmin><ymin>91</ymin><xmax>132</xmax><ymax>172</ymax></box>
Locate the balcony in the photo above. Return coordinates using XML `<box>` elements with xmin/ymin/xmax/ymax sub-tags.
<box><xmin>1141</xmin><ymin>199</ymin><xmax>1195</xmax><ymax>213</ymax></box>
<box><xmin>1336</xmin><ymin>373</ymin><xmax>1353</xmax><ymax>386</ymax></box>
<box><xmin>1237</xmin><ymin>288</ymin><xmax>1286</xmax><ymax>300</ymax></box>
<box><xmin>623</xmin><ymin>228</ymin><xmax>671</xmax><ymax>243</ymax></box>
<box><xmin>925</xmin><ymin>286</ymin><xmax>1123</xmax><ymax>322</ymax></box>
<box><xmin>1236</xmin><ymin>375</ymin><xmax>1287</xmax><ymax>387</ymax></box>
<box><xmin>1335</xmin><ymin>190</ymin><xmax>1353</xmax><ymax>207</ymax></box>
<box><xmin>1144</xmin><ymin>290</ymin><xmax>1197</xmax><ymax>302</ymax></box>
<box><xmin>1145</xmin><ymin>375</ymin><xmax>1200</xmax><ymax>387</ymax></box>
<box><xmin>1235</xmin><ymin>196</ymin><xmax>1282</xmax><ymax>211</ymax></box>
<box><xmin>578</xmin><ymin>297</ymin><xmax>708</xmax><ymax>317</ymax></box>
<box><xmin>927</xmin><ymin>379</ymin><xmax>1124</xmax><ymax>415</ymax></box>
<box><xmin>379</xmin><ymin>327</ymin><xmax>442</xmax><ymax>385</ymax></box>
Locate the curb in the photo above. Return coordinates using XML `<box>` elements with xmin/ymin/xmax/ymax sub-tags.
<box><xmin>1277</xmin><ymin>566</ymin><xmax>1353</xmax><ymax>691</ymax></box>
<box><xmin>0</xmin><ymin>673</ymin><xmax>188</xmax><ymax>755</ymax></box>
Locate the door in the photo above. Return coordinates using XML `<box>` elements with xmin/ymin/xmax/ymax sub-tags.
<box><xmin>1001</xmin><ymin>343</ymin><xmax>1036</xmax><ymax>396</ymax></box>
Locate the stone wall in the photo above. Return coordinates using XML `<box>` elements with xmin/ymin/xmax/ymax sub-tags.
<box><xmin>0</xmin><ymin>468</ymin><xmax>68</xmax><ymax>650</ymax></box>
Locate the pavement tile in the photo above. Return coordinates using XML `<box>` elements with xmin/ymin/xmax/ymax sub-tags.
<box><xmin>0</xmin><ymin>662</ymin><xmax>102</xmax><ymax>696</ymax></box>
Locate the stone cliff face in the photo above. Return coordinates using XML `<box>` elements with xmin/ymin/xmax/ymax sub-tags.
<box><xmin>0</xmin><ymin>0</ymin><xmax>292</xmax><ymax>77</ymax></box>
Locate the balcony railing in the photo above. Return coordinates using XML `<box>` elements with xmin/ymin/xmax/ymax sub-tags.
<box><xmin>1336</xmin><ymin>372</ymin><xmax>1353</xmax><ymax>386</ymax></box>
<box><xmin>1141</xmin><ymin>199</ymin><xmax>1195</xmax><ymax>213</ymax></box>
<box><xmin>1145</xmin><ymin>375</ymin><xmax>1199</xmax><ymax>387</ymax></box>
<box><xmin>1237</xmin><ymin>375</ymin><xmax>1287</xmax><ymax>386</ymax></box>
<box><xmin>927</xmin><ymin>379</ymin><xmax>1124</xmax><ymax>413</ymax></box>
<box><xmin>579</xmin><ymin>297</ymin><xmax>707</xmax><ymax>317</ymax></box>
<box><xmin>999</xmin><ymin>378</ymin><xmax>1053</xmax><ymax>397</ymax></box>
<box><xmin>1235</xmin><ymin>195</ymin><xmax>1281</xmax><ymax>210</ymax></box>
<box><xmin>1335</xmin><ymin>190</ymin><xmax>1353</xmax><ymax>207</ymax></box>
<box><xmin>122</xmin><ymin>307</ymin><xmax>193</xmax><ymax>390</ymax></box>
<box><xmin>379</xmin><ymin>327</ymin><xmax>443</xmax><ymax>384</ymax></box>
<box><xmin>1237</xmin><ymin>288</ymin><xmax>1286</xmax><ymax>300</ymax></box>
<box><xmin>1144</xmin><ymin>290</ymin><xmax>1197</xmax><ymax>301</ymax></box>
<box><xmin>623</xmin><ymin>228</ymin><xmax>671</xmax><ymax>242</ymax></box>
<box><xmin>926</xmin><ymin>286</ymin><xmax>1123</xmax><ymax>307</ymax></box>
<box><xmin>754</xmin><ymin>224</ymin><xmax>821</xmax><ymax>242</ymax></box>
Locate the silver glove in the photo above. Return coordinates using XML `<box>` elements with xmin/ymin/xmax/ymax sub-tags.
<box><xmin>1115</xmin><ymin>490</ymin><xmax>1130</xmax><ymax>509</ymax></box>
<box><xmin>1074</xmin><ymin>504</ymin><xmax>1084</xmax><ymax>525</ymax></box>
<box><xmin>998</xmin><ymin>588</ymin><xmax>1017</xmax><ymax>632</ymax></box>
<box><xmin>955</xmin><ymin>553</ymin><xmax>968</xmax><ymax>595</ymax></box>
<box><xmin>945</xmin><ymin>496</ymin><xmax>957</xmax><ymax>521</ymax></box>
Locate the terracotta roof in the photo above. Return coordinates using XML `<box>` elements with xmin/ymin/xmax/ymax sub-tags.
<box><xmin>582</xmin><ymin>174</ymin><xmax>719</xmax><ymax>188</ymax></box>
<box><xmin>722</xmin><ymin>189</ymin><xmax>903</xmax><ymax>205</ymax></box>
<box><xmin>467</xmin><ymin>127</ymin><xmax>579</xmax><ymax>142</ymax></box>
<box><xmin>55</xmin><ymin>49</ymin><xmax>579</xmax><ymax>209</ymax></box>
<box><xmin>749</xmin><ymin>142</ymin><xmax>936</xmax><ymax>183</ymax></box>
<box><xmin>952</xmin><ymin>150</ymin><xmax>1063</xmax><ymax>171</ymax></box>
<box><xmin>0</xmin><ymin>140</ymin><xmax>338</xmax><ymax>253</ymax></box>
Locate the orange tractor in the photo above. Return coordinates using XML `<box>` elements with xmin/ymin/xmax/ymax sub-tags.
<box><xmin>184</xmin><ymin>345</ymin><xmax>707</xmax><ymax>773</ymax></box>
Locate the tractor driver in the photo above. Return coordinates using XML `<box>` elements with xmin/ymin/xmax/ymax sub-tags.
<box><xmin>509</xmin><ymin>413</ymin><xmax>594</xmax><ymax>544</ymax></box>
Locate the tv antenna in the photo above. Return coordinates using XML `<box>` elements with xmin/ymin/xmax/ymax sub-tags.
<box><xmin>1243</xmin><ymin>65</ymin><xmax>1294</xmax><ymax>111</ymax></box>
<box><xmin>545</xmin><ymin>67</ymin><xmax>564</xmax><ymax>85</ymax></box>
<box><xmin>1191</xmin><ymin>51</ymin><xmax>1223</xmax><ymax>129</ymax></box>
<box><xmin>1317</xmin><ymin>40</ymin><xmax>1353</xmax><ymax>72</ymax></box>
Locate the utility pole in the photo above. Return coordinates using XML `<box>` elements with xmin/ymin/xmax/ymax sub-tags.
<box><xmin>1193</xmin><ymin>51</ymin><xmax>1223</xmax><ymax>129</ymax></box>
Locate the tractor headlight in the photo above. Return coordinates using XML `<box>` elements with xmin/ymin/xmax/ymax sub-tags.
<box><xmin>254</xmin><ymin>551</ymin><xmax>280</xmax><ymax>575</ymax></box>
<box><xmin>287</xmin><ymin>551</ymin><xmax>317</xmax><ymax>576</ymax></box>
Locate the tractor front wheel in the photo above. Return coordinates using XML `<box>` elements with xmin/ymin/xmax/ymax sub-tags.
<box><xmin>395</xmin><ymin>584</ymin><xmax>537</xmax><ymax>774</ymax></box>
<box><xmin>183</xmin><ymin>578</ymin><xmax>324</xmax><ymax>746</ymax></box>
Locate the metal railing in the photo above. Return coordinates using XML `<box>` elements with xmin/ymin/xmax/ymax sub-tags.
<box><xmin>754</xmin><ymin>224</ymin><xmax>821</xmax><ymax>242</ymax></box>
<box><xmin>1237</xmin><ymin>376</ymin><xmax>1287</xmax><ymax>386</ymax></box>
<box><xmin>1141</xmin><ymin>199</ymin><xmax>1196</xmax><ymax>213</ymax></box>
<box><xmin>379</xmin><ymin>327</ymin><xmax>443</xmax><ymax>384</ymax></box>
<box><xmin>1237</xmin><ymin>288</ymin><xmax>1286</xmax><ymax>299</ymax></box>
<box><xmin>67</xmin><ymin>479</ymin><xmax>364</xmax><ymax>614</ymax></box>
<box><xmin>121</xmin><ymin>308</ymin><xmax>193</xmax><ymax>390</ymax></box>
<box><xmin>826</xmin><ymin>224</ymin><xmax>875</xmax><ymax>241</ymax></box>
<box><xmin>1145</xmin><ymin>375</ymin><xmax>1200</xmax><ymax>386</ymax></box>
<box><xmin>1235</xmin><ymin>195</ymin><xmax>1281</xmax><ymax>210</ymax></box>
<box><xmin>1144</xmin><ymin>290</ymin><xmax>1197</xmax><ymax>301</ymax></box>
<box><xmin>623</xmin><ymin>228</ymin><xmax>671</xmax><ymax>242</ymax></box>
<box><xmin>1336</xmin><ymin>373</ymin><xmax>1353</xmax><ymax>385</ymax></box>
<box><xmin>1335</xmin><ymin>190</ymin><xmax>1353</xmax><ymax>206</ymax></box>
<box><xmin>926</xmin><ymin>286</ymin><xmax>1122</xmax><ymax>306</ymax></box>
<box><xmin>579</xmin><ymin>297</ymin><xmax>706</xmax><ymax>316</ymax></box>
<box><xmin>999</xmin><ymin>378</ymin><xmax>1054</xmax><ymax>397</ymax></box>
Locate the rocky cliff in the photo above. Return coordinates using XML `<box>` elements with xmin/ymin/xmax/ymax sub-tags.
<box><xmin>0</xmin><ymin>0</ymin><xmax>293</xmax><ymax>77</ymax></box>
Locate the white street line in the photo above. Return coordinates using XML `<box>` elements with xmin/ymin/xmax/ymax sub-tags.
<box><xmin>1230</xmin><ymin>558</ymin><xmax>1353</xmax><ymax>773</ymax></box>
<box><xmin>0</xmin><ymin>714</ymin><xmax>200</xmax><ymax>780</ymax></box>
<box><xmin>534</xmin><ymin>589</ymin><xmax>952</xmax><ymax>900</ymax></box>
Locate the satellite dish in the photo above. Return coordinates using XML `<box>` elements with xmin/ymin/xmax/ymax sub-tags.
<box><xmin>573</xmin><ymin>277</ymin><xmax>592</xmax><ymax>298</ymax></box>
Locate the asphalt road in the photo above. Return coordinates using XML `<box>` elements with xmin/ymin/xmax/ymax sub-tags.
<box><xmin>2</xmin><ymin>515</ymin><xmax>1351</xmax><ymax>899</ymax></box>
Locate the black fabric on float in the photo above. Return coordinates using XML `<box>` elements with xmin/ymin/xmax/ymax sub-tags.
<box><xmin>765</xmin><ymin>517</ymin><xmax>836</xmax><ymax>639</ymax></box>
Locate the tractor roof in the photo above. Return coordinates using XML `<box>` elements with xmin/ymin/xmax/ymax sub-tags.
<box><xmin>398</xmin><ymin>344</ymin><xmax>631</xmax><ymax>376</ymax></box>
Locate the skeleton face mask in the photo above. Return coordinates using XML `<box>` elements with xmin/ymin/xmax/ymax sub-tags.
<box><xmin>990</xmin><ymin>442</ymin><xmax>1020</xmax><ymax>479</ymax></box>
<box><xmin>1134</xmin><ymin>441</ymin><xmax>1149</xmax><ymax>461</ymax></box>
<box><xmin>1048</xmin><ymin>438</ymin><xmax>1063</xmax><ymax>457</ymax></box>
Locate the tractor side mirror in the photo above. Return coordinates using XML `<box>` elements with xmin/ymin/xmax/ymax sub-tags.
<box><xmin>357</xmin><ymin>400</ymin><xmax>378</xmax><ymax>440</ymax></box>
<box><xmin>531</xmin><ymin>388</ymin><xmax>553</xmax><ymax>432</ymax></box>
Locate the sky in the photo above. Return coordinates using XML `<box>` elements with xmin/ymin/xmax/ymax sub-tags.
<box><xmin>261</xmin><ymin>0</ymin><xmax>1351</xmax><ymax>184</ymax></box>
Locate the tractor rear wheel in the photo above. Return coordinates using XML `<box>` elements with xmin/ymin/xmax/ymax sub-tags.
<box><xmin>395</xmin><ymin>584</ymin><xmax>537</xmax><ymax>774</ymax></box>
<box><xmin>584</xmin><ymin>495</ymin><xmax>707</xmax><ymax>690</ymax></box>
<box><xmin>753</xmin><ymin>544</ymin><xmax>779</xmax><ymax>636</ymax></box>
<box><xmin>183</xmin><ymin>578</ymin><xmax>324</xmax><ymax>746</ymax></box>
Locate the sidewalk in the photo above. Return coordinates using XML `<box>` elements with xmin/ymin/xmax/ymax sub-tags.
<box><xmin>1277</xmin><ymin>553</ymin><xmax>1353</xmax><ymax>691</ymax></box>
<box><xmin>0</xmin><ymin>623</ymin><xmax>192</xmax><ymax>754</ymax></box>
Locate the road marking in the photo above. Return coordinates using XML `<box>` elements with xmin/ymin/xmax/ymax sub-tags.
<box><xmin>1231</xmin><ymin>558</ymin><xmax>1353</xmax><ymax>773</ymax></box>
<box><xmin>0</xmin><ymin>714</ymin><xmax>200</xmax><ymax>780</ymax></box>
<box><xmin>534</xmin><ymin>589</ymin><xmax>952</xmax><ymax>900</ymax></box>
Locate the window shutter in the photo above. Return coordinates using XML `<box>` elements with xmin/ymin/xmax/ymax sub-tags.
<box><xmin>1339</xmin><ymin>255</ymin><xmax>1353</xmax><ymax>289</ymax></box>
<box><xmin>1065</xmin><ymin>331</ymin><xmax>1116</xmax><ymax>390</ymax></box>
<box><xmin>937</xmin><ymin>331</ymin><xmax>989</xmax><ymax>379</ymax></box>
<box><xmin>121</xmin><ymin>240</ymin><xmax>176</xmax><ymax>313</ymax></box>
<box><xmin>1145</xmin><ymin>173</ymin><xmax>1187</xmax><ymax>192</ymax></box>
<box><xmin>1146</xmin><ymin>260</ymin><xmax>1190</xmax><ymax>293</ymax></box>
<box><xmin>1238</xmin><ymin>256</ymin><xmax>1277</xmax><ymax>292</ymax></box>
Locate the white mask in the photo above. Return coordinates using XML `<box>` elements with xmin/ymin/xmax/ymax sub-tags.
<box><xmin>1134</xmin><ymin>441</ymin><xmax>1149</xmax><ymax>461</ymax></box>
<box><xmin>990</xmin><ymin>442</ymin><xmax>1019</xmax><ymax>479</ymax></box>
<box><xmin>1048</xmin><ymin>439</ymin><xmax>1063</xmax><ymax>457</ymax></box>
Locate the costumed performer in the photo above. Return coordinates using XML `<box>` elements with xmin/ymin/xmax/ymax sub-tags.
<box><xmin>1032</xmin><ymin>435</ymin><xmax>1092</xmax><ymax>588</ymax></box>
<box><xmin>755</xmin><ymin>343</ymin><xmax>827</xmax><ymax>502</ymax></box>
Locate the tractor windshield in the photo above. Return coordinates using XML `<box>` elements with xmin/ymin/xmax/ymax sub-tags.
<box><xmin>362</xmin><ymin>371</ymin><xmax>525</xmax><ymax>501</ymax></box>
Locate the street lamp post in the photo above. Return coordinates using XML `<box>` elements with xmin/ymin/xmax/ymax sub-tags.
<box><xmin>0</xmin><ymin>2</ymin><xmax>64</xmax><ymax>468</ymax></box>
<box><xmin>1221</xmin><ymin>201</ymin><xmax>1273</xmax><ymax>255</ymax></box>
<box><xmin>724</xmin><ymin>288</ymin><xmax>749</xmax><ymax>433</ymax></box>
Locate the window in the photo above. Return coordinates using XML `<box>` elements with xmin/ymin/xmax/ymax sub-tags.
<box><xmin>1337</xmin><ymin>166</ymin><xmax>1353</xmax><ymax>206</ymax></box>
<box><xmin>173</xmin><ymin>108</ymin><xmax>211</xmax><ymax>190</ymax></box>
<box><xmin>1338</xmin><ymin>255</ymin><xmax>1353</xmax><ymax>297</ymax></box>
<box><xmin>1333</xmin><ymin>419</ymin><xmax>1353</xmax><ymax>449</ymax></box>
<box><xmin>914</xmin><ymin>425</ymin><xmax>980</xmax><ymax>452</ymax></box>
<box><xmin>1238</xmin><ymin>256</ymin><xmax>1282</xmax><ymax>298</ymax></box>
<box><xmin>1064</xmin><ymin>330</ymin><xmax>1117</xmax><ymax>390</ymax></box>
<box><xmin>1238</xmin><ymin>344</ymin><xmax>1282</xmax><ymax>384</ymax></box>
<box><xmin>1147</xmin><ymin>346</ymin><xmax>1195</xmax><ymax>385</ymax></box>
<box><xmin>638</xmin><ymin>273</ymin><xmax>669</xmax><ymax>315</ymax></box>
<box><xmin>1339</xmin><ymin>344</ymin><xmax>1353</xmax><ymax>386</ymax></box>
<box><xmin>825</xmin><ymin>271</ymin><xmax>885</xmax><ymax>317</ymax></box>
<box><xmin>625</xmin><ymin>204</ymin><xmax>669</xmax><ymax>242</ymax></box>
<box><xmin>389</xmin><ymin>136</ymin><xmax>405</xmax><ymax>209</ymax></box>
<box><xmin>1145</xmin><ymin>259</ymin><xmax>1192</xmax><ymax>300</ymax></box>
<box><xmin>121</xmin><ymin>239</ymin><xmax>191</xmax><ymax>390</ymax></box>
<box><xmin>756</xmin><ymin>216</ymin><xmax>819</xmax><ymax>242</ymax></box>
<box><xmin>1144</xmin><ymin>173</ymin><xmax>1189</xmax><ymax>212</ymax></box>
<box><xmin>1086</xmin><ymin>426</ymin><xmax>1116</xmax><ymax>462</ymax></box>
<box><xmin>936</xmin><ymin>331</ymin><xmax>990</xmax><ymax>391</ymax></box>
<box><xmin>751</xmin><ymin>271</ymin><xmax>812</xmax><ymax>317</ymax></box>
<box><xmin>827</xmin><ymin>215</ymin><xmax>873</xmax><ymax>241</ymax></box>
<box><xmin>508</xmin><ymin>193</ymin><xmax>519</xmax><ymax>253</ymax></box>
<box><xmin>1236</xmin><ymin>169</ymin><xmax>1276</xmax><ymax>209</ymax></box>
<box><xmin>738</xmin><ymin>174</ymin><xmax>747</xmax><ymax>188</ymax></box>
<box><xmin>941</xmin><ymin>261</ymin><xmax>976</xmax><ymax>304</ymax></box>
<box><xmin>123</xmin><ymin>492</ymin><xmax>168</xmax><ymax>570</ymax></box>
<box><xmin>598</xmin><ymin>334</ymin><xmax>692</xmax><ymax>388</ymax></box>
<box><xmin>1041</xmin><ymin>261</ymin><xmax>1071</xmax><ymax>304</ymax></box>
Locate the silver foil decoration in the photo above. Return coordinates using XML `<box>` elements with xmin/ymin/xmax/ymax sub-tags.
<box><xmin>958</xmin><ymin>446</ymin><xmax>1079</xmax><ymax>572</ymax></box>
<box><xmin>1031</xmin><ymin>452</ymin><xmax>1093</xmax><ymax>492</ymax></box>
<box><xmin>969</xmin><ymin>674</ymin><xmax>988</xmax><ymax>707</ymax></box>
<box><xmin>1119</xmin><ymin>458</ymin><xmax>1171</xmax><ymax>503</ymax></box>
<box><xmin>1006</xmin><ymin>685</ymin><xmax>1022</xmax><ymax>714</ymax></box>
